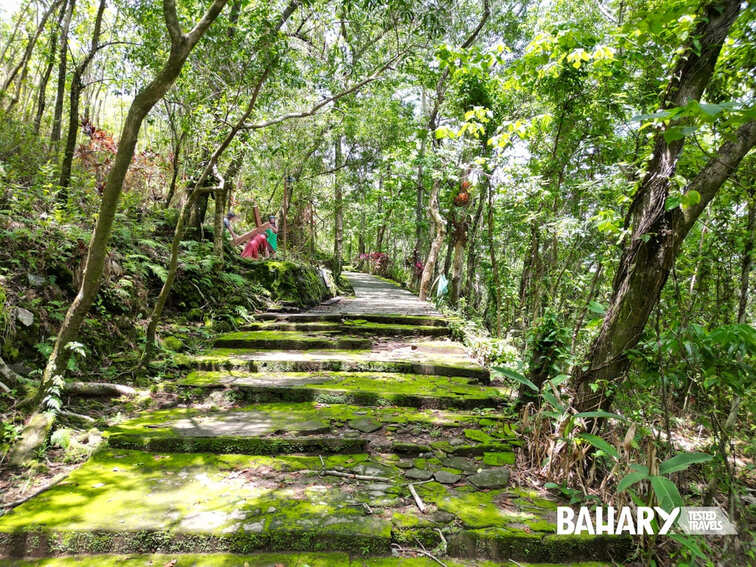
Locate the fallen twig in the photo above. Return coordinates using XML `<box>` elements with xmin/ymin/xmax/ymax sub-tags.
<box><xmin>318</xmin><ymin>469</ymin><xmax>392</xmax><ymax>482</ymax></box>
<box><xmin>435</xmin><ymin>528</ymin><xmax>447</xmax><ymax>549</ymax></box>
<box><xmin>391</xmin><ymin>543</ymin><xmax>449</xmax><ymax>567</ymax></box>
<box><xmin>59</xmin><ymin>410</ymin><xmax>96</xmax><ymax>424</ymax></box>
<box><xmin>408</xmin><ymin>483</ymin><xmax>425</xmax><ymax>513</ymax></box>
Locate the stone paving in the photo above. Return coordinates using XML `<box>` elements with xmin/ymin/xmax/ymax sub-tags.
<box><xmin>0</xmin><ymin>273</ymin><xmax>631</xmax><ymax>566</ymax></box>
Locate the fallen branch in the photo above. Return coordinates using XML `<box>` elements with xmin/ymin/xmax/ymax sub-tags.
<box><xmin>0</xmin><ymin>356</ymin><xmax>23</xmax><ymax>388</ymax></box>
<box><xmin>408</xmin><ymin>482</ymin><xmax>426</xmax><ymax>513</ymax></box>
<box><xmin>58</xmin><ymin>410</ymin><xmax>96</xmax><ymax>424</ymax></box>
<box><xmin>391</xmin><ymin>544</ymin><xmax>449</xmax><ymax>567</ymax></box>
<box><xmin>65</xmin><ymin>382</ymin><xmax>136</xmax><ymax>397</ymax></box>
<box><xmin>0</xmin><ymin>472</ymin><xmax>67</xmax><ymax>511</ymax></box>
<box><xmin>319</xmin><ymin>469</ymin><xmax>392</xmax><ymax>482</ymax></box>
<box><xmin>0</xmin><ymin>380</ymin><xmax>9</xmax><ymax>394</ymax></box>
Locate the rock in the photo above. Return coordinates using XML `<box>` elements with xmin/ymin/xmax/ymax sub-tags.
<box><xmin>431</xmin><ymin>511</ymin><xmax>456</xmax><ymax>524</ymax></box>
<box><xmin>441</xmin><ymin>456</ymin><xmax>479</xmax><ymax>473</ymax></box>
<box><xmin>449</xmin><ymin>438</ymin><xmax>465</xmax><ymax>446</ymax></box>
<box><xmin>392</xmin><ymin>442</ymin><xmax>431</xmax><ymax>455</ymax></box>
<box><xmin>396</xmin><ymin>459</ymin><xmax>414</xmax><ymax>469</ymax></box>
<box><xmin>405</xmin><ymin>468</ymin><xmax>433</xmax><ymax>481</ymax></box>
<box><xmin>468</xmin><ymin>468</ymin><xmax>510</xmax><ymax>489</ymax></box>
<box><xmin>292</xmin><ymin>420</ymin><xmax>330</xmax><ymax>435</ymax></box>
<box><xmin>348</xmin><ymin>417</ymin><xmax>382</xmax><ymax>433</ymax></box>
<box><xmin>27</xmin><ymin>274</ymin><xmax>45</xmax><ymax>287</ymax></box>
<box><xmin>434</xmin><ymin>470</ymin><xmax>462</xmax><ymax>484</ymax></box>
<box><xmin>16</xmin><ymin>307</ymin><xmax>34</xmax><ymax>327</ymax></box>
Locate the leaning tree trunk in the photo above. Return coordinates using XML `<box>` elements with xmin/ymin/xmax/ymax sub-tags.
<box><xmin>10</xmin><ymin>0</ymin><xmax>230</xmax><ymax>466</ymax></box>
<box><xmin>50</xmin><ymin>0</ymin><xmax>76</xmax><ymax>146</ymax></box>
<box><xmin>59</xmin><ymin>0</ymin><xmax>106</xmax><ymax>192</ymax></box>
<box><xmin>573</xmin><ymin>0</ymin><xmax>752</xmax><ymax>413</ymax></box>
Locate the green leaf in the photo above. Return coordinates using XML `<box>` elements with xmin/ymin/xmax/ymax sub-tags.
<box><xmin>617</xmin><ymin>471</ymin><xmax>649</xmax><ymax>493</ymax></box>
<box><xmin>669</xmin><ymin>534</ymin><xmax>707</xmax><ymax>560</ymax></box>
<box><xmin>577</xmin><ymin>433</ymin><xmax>619</xmax><ymax>460</ymax></box>
<box><xmin>574</xmin><ymin>410</ymin><xmax>628</xmax><ymax>422</ymax></box>
<box><xmin>680</xmin><ymin>190</ymin><xmax>701</xmax><ymax>208</ymax></box>
<box><xmin>665</xmin><ymin>196</ymin><xmax>681</xmax><ymax>211</ymax></box>
<box><xmin>493</xmin><ymin>366</ymin><xmax>538</xmax><ymax>391</ymax></box>
<box><xmin>659</xmin><ymin>452</ymin><xmax>713</xmax><ymax>475</ymax></box>
<box><xmin>650</xmin><ymin>475</ymin><xmax>682</xmax><ymax>512</ymax></box>
<box><xmin>549</xmin><ymin>374</ymin><xmax>570</xmax><ymax>386</ymax></box>
<box><xmin>542</xmin><ymin>390</ymin><xmax>564</xmax><ymax>411</ymax></box>
<box><xmin>587</xmin><ymin>300</ymin><xmax>606</xmax><ymax>314</ymax></box>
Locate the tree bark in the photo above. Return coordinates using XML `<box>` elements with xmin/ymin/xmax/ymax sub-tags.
<box><xmin>50</xmin><ymin>0</ymin><xmax>76</xmax><ymax>146</ymax></box>
<box><xmin>165</xmin><ymin>130</ymin><xmax>185</xmax><ymax>207</ymax></box>
<box><xmin>571</xmin><ymin>262</ymin><xmax>603</xmax><ymax>353</ymax></box>
<box><xmin>0</xmin><ymin>0</ymin><xmax>32</xmax><ymax>69</ymax></box>
<box><xmin>486</xmin><ymin>175</ymin><xmax>502</xmax><ymax>335</ymax></box>
<box><xmin>10</xmin><ymin>0</ymin><xmax>230</xmax><ymax>467</ymax></box>
<box><xmin>0</xmin><ymin>0</ymin><xmax>60</xmax><ymax>101</ymax></box>
<box><xmin>463</xmin><ymin>187</ymin><xmax>486</xmax><ymax>300</ymax></box>
<box><xmin>333</xmin><ymin>135</ymin><xmax>344</xmax><ymax>279</ymax></box>
<box><xmin>33</xmin><ymin>1</ymin><xmax>65</xmax><ymax>134</ymax></box>
<box><xmin>214</xmin><ymin>154</ymin><xmax>243</xmax><ymax>262</ymax></box>
<box><xmin>574</xmin><ymin>0</ymin><xmax>749</xmax><ymax>412</ymax></box>
<box><xmin>59</xmin><ymin>0</ymin><xmax>106</xmax><ymax>191</ymax></box>
<box><xmin>448</xmin><ymin>210</ymin><xmax>469</xmax><ymax>305</ymax></box>
<box><xmin>738</xmin><ymin>192</ymin><xmax>754</xmax><ymax>323</ymax></box>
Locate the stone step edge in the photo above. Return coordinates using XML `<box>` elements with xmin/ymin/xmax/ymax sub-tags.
<box><xmin>256</xmin><ymin>313</ymin><xmax>449</xmax><ymax>327</ymax></box>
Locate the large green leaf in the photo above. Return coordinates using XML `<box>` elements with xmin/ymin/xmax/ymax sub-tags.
<box><xmin>650</xmin><ymin>475</ymin><xmax>682</xmax><ymax>512</ymax></box>
<box><xmin>493</xmin><ymin>367</ymin><xmax>538</xmax><ymax>391</ymax></box>
<box><xmin>616</xmin><ymin>471</ymin><xmax>649</xmax><ymax>493</ymax></box>
<box><xmin>576</xmin><ymin>433</ymin><xmax>619</xmax><ymax>460</ymax></box>
<box><xmin>659</xmin><ymin>452</ymin><xmax>713</xmax><ymax>475</ymax></box>
<box><xmin>574</xmin><ymin>410</ymin><xmax>628</xmax><ymax>422</ymax></box>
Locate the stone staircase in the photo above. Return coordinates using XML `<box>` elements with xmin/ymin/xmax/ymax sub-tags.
<box><xmin>0</xmin><ymin>274</ymin><xmax>631</xmax><ymax>566</ymax></box>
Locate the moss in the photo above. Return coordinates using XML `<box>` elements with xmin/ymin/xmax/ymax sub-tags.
<box><xmin>241</xmin><ymin>260</ymin><xmax>328</xmax><ymax>308</ymax></box>
<box><xmin>256</xmin><ymin>313</ymin><xmax>449</xmax><ymax>327</ymax></box>
<box><xmin>214</xmin><ymin>330</ymin><xmax>371</xmax><ymax>350</ymax></box>
<box><xmin>179</xmin><ymin>370</ymin><xmax>503</xmax><ymax>410</ymax></box>
<box><xmin>482</xmin><ymin>452</ymin><xmax>515</xmax><ymax>466</ymax></box>
<box><xmin>247</xmin><ymin>320</ymin><xmax>450</xmax><ymax>337</ymax></box>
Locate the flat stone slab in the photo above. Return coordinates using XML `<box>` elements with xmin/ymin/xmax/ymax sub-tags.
<box><xmin>468</xmin><ymin>468</ymin><xmax>511</xmax><ymax>489</ymax></box>
<box><xmin>255</xmin><ymin>312</ymin><xmax>449</xmax><ymax>327</ymax></box>
<box><xmin>245</xmin><ymin>320</ymin><xmax>451</xmax><ymax>337</ymax></box>
<box><xmin>178</xmin><ymin>347</ymin><xmax>489</xmax><ymax>382</ymax></box>
<box><xmin>308</xmin><ymin>272</ymin><xmax>441</xmax><ymax>316</ymax></box>
<box><xmin>434</xmin><ymin>470</ymin><xmax>462</xmax><ymax>484</ymax></box>
<box><xmin>214</xmin><ymin>330</ymin><xmax>371</xmax><ymax>351</ymax></box>
<box><xmin>107</xmin><ymin>403</ymin><xmax>511</xmax><ymax>455</ymax></box>
<box><xmin>0</xmin><ymin>450</ymin><xmax>630</xmax><ymax>562</ymax></box>
<box><xmin>179</xmin><ymin>371</ymin><xmax>503</xmax><ymax>409</ymax></box>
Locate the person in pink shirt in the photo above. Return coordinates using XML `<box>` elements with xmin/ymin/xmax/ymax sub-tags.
<box><xmin>224</xmin><ymin>211</ymin><xmax>272</xmax><ymax>259</ymax></box>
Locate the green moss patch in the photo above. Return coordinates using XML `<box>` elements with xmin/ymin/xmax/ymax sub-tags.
<box><xmin>178</xmin><ymin>371</ymin><xmax>504</xmax><ymax>410</ymax></box>
<box><xmin>256</xmin><ymin>313</ymin><xmax>449</xmax><ymax>327</ymax></box>
<box><xmin>177</xmin><ymin>350</ymin><xmax>489</xmax><ymax>382</ymax></box>
<box><xmin>214</xmin><ymin>330</ymin><xmax>371</xmax><ymax>350</ymax></box>
<box><xmin>244</xmin><ymin>321</ymin><xmax>451</xmax><ymax>337</ymax></box>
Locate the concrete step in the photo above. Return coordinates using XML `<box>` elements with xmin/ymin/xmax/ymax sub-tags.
<box><xmin>106</xmin><ymin>402</ymin><xmax>517</xmax><ymax>457</ymax></box>
<box><xmin>214</xmin><ymin>330</ymin><xmax>372</xmax><ymax>351</ymax></box>
<box><xmin>0</xmin><ymin>449</ymin><xmax>631</xmax><ymax>563</ymax></box>
<box><xmin>178</xmin><ymin>371</ymin><xmax>502</xmax><ymax>409</ymax></box>
<box><xmin>243</xmin><ymin>320</ymin><xmax>452</xmax><ymax>337</ymax></box>
<box><xmin>177</xmin><ymin>346</ymin><xmax>490</xmax><ymax>383</ymax></box>
<box><xmin>256</xmin><ymin>312</ymin><xmax>449</xmax><ymax>327</ymax></box>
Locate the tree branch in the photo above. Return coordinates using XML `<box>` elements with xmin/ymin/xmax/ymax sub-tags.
<box><xmin>162</xmin><ymin>0</ymin><xmax>183</xmax><ymax>44</ymax></box>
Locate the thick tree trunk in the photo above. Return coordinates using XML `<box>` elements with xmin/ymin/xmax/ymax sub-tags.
<box><xmin>10</xmin><ymin>0</ymin><xmax>230</xmax><ymax>467</ymax></box>
<box><xmin>59</xmin><ymin>0</ymin><xmax>106</xmax><ymax>191</ymax></box>
<box><xmin>419</xmin><ymin>179</ymin><xmax>446</xmax><ymax>300</ymax></box>
<box><xmin>214</xmin><ymin>154</ymin><xmax>243</xmax><ymax>262</ymax></box>
<box><xmin>50</xmin><ymin>0</ymin><xmax>76</xmax><ymax>146</ymax></box>
<box><xmin>738</xmin><ymin>193</ymin><xmax>754</xmax><ymax>323</ymax></box>
<box><xmin>448</xmin><ymin>212</ymin><xmax>469</xmax><ymax>305</ymax></box>
<box><xmin>573</xmin><ymin>0</ymin><xmax>749</xmax><ymax>412</ymax></box>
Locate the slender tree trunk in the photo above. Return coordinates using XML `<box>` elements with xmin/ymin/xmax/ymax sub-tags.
<box><xmin>573</xmin><ymin>0</ymin><xmax>751</xmax><ymax>413</ymax></box>
<box><xmin>0</xmin><ymin>0</ymin><xmax>32</xmax><ymax>69</ymax></box>
<box><xmin>50</xmin><ymin>0</ymin><xmax>76</xmax><ymax>146</ymax></box>
<box><xmin>571</xmin><ymin>262</ymin><xmax>603</xmax><ymax>352</ymax></box>
<box><xmin>0</xmin><ymin>0</ymin><xmax>59</xmax><ymax>101</ymax></box>
<box><xmin>214</xmin><ymin>154</ymin><xmax>243</xmax><ymax>262</ymax></box>
<box><xmin>10</xmin><ymin>0</ymin><xmax>231</xmax><ymax>466</ymax></box>
<box><xmin>463</xmin><ymin>188</ymin><xmax>485</xmax><ymax>300</ymax></box>
<box><xmin>333</xmin><ymin>135</ymin><xmax>344</xmax><ymax>279</ymax></box>
<box><xmin>59</xmin><ymin>0</ymin><xmax>106</xmax><ymax>191</ymax></box>
<box><xmin>165</xmin><ymin>131</ymin><xmax>186</xmax><ymax>207</ymax></box>
<box><xmin>486</xmin><ymin>176</ymin><xmax>502</xmax><ymax>335</ymax></box>
<box><xmin>738</xmin><ymin>193</ymin><xmax>754</xmax><ymax>323</ymax></box>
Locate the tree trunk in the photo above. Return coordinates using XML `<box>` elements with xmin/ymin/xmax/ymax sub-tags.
<box><xmin>573</xmin><ymin>0</ymin><xmax>752</xmax><ymax>413</ymax></box>
<box><xmin>0</xmin><ymin>0</ymin><xmax>32</xmax><ymax>69</ymax></box>
<box><xmin>164</xmin><ymin>131</ymin><xmax>185</xmax><ymax>207</ymax></box>
<box><xmin>419</xmin><ymin>178</ymin><xmax>446</xmax><ymax>300</ymax></box>
<box><xmin>571</xmin><ymin>262</ymin><xmax>603</xmax><ymax>353</ymax></box>
<box><xmin>333</xmin><ymin>135</ymin><xmax>344</xmax><ymax>280</ymax></box>
<box><xmin>32</xmin><ymin>5</ymin><xmax>62</xmax><ymax>133</ymax></box>
<box><xmin>738</xmin><ymin>192</ymin><xmax>754</xmax><ymax>323</ymax></box>
<box><xmin>59</xmin><ymin>0</ymin><xmax>106</xmax><ymax>191</ymax></box>
<box><xmin>463</xmin><ymin>187</ymin><xmax>486</xmax><ymax>300</ymax></box>
<box><xmin>0</xmin><ymin>0</ymin><xmax>59</xmax><ymax>101</ymax></box>
<box><xmin>486</xmin><ymin>176</ymin><xmax>502</xmax><ymax>335</ymax></box>
<box><xmin>448</xmin><ymin>211</ymin><xmax>469</xmax><ymax>305</ymax></box>
<box><xmin>10</xmin><ymin>0</ymin><xmax>231</xmax><ymax>467</ymax></box>
<box><xmin>50</xmin><ymin>0</ymin><xmax>76</xmax><ymax>146</ymax></box>
<box><xmin>214</xmin><ymin>154</ymin><xmax>243</xmax><ymax>262</ymax></box>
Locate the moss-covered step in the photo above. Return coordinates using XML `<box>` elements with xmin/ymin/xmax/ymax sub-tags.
<box><xmin>177</xmin><ymin>348</ymin><xmax>489</xmax><ymax>382</ymax></box>
<box><xmin>244</xmin><ymin>320</ymin><xmax>451</xmax><ymax>337</ymax></box>
<box><xmin>214</xmin><ymin>330</ymin><xmax>372</xmax><ymax>350</ymax></box>
<box><xmin>178</xmin><ymin>371</ymin><xmax>504</xmax><ymax>409</ymax></box>
<box><xmin>106</xmin><ymin>403</ymin><xmax>516</xmax><ymax>455</ymax></box>
<box><xmin>255</xmin><ymin>313</ymin><xmax>449</xmax><ymax>327</ymax></box>
<box><xmin>0</xmin><ymin>553</ymin><xmax>614</xmax><ymax>566</ymax></box>
<box><xmin>0</xmin><ymin>450</ymin><xmax>393</xmax><ymax>558</ymax></box>
<box><xmin>0</xmin><ymin>450</ymin><xmax>630</xmax><ymax>562</ymax></box>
